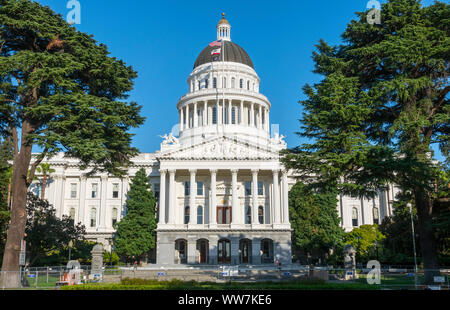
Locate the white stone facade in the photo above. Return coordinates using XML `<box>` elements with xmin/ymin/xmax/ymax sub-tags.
<box><xmin>28</xmin><ymin>15</ymin><xmax>397</xmax><ymax>265</ymax></box>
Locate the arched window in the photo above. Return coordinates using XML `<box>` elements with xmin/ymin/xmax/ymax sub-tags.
<box><xmin>213</xmin><ymin>77</ymin><xmax>217</xmax><ymax>88</ymax></box>
<box><xmin>373</xmin><ymin>207</ymin><xmax>379</xmax><ymax>225</ymax></box>
<box><xmin>112</xmin><ymin>207</ymin><xmax>118</xmax><ymax>226</ymax></box>
<box><xmin>240</xmin><ymin>79</ymin><xmax>243</xmax><ymax>89</ymax></box>
<box><xmin>352</xmin><ymin>207</ymin><xmax>358</xmax><ymax>227</ymax></box>
<box><xmin>231</xmin><ymin>77</ymin><xmax>235</xmax><ymax>88</ymax></box>
<box><xmin>197</xmin><ymin>205</ymin><xmax>203</xmax><ymax>224</ymax></box>
<box><xmin>184</xmin><ymin>206</ymin><xmax>190</xmax><ymax>224</ymax></box>
<box><xmin>212</xmin><ymin>107</ymin><xmax>217</xmax><ymax>124</ymax></box>
<box><xmin>90</xmin><ymin>208</ymin><xmax>96</xmax><ymax>228</ymax></box>
<box><xmin>245</xmin><ymin>206</ymin><xmax>251</xmax><ymax>224</ymax></box>
<box><xmin>231</xmin><ymin>107</ymin><xmax>236</xmax><ymax>124</ymax></box>
<box><xmin>258</xmin><ymin>206</ymin><xmax>264</xmax><ymax>224</ymax></box>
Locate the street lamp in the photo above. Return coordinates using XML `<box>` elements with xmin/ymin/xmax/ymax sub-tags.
<box><xmin>407</xmin><ymin>202</ymin><xmax>418</xmax><ymax>289</ymax></box>
<box><xmin>68</xmin><ymin>240</ymin><xmax>73</xmax><ymax>262</ymax></box>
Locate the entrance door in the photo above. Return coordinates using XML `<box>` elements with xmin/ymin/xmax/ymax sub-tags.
<box><xmin>199</xmin><ymin>240</ymin><xmax>208</xmax><ymax>264</ymax></box>
<box><xmin>218</xmin><ymin>239</ymin><xmax>231</xmax><ymax>264</ymax></box>
<box><xmin>241</xmin><ymin>240</ymin><xmax>249</xmax><ymax>263</ymax></box>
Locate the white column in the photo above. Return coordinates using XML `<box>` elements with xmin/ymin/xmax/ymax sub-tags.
<box><xmin>240</xmin><ymin>101</ymin><xmax>244</xmax><ymax>125</ymax></box>
<box><xmin>265</xmin><ymin>108</ymin><xmax>269</xmax><ymax>132</ymax></box>
<box><xmin>282</xmin><ymin>171</ymin><xmax>289</xmax><ymax>224</ymax></box>
<box><xmin>251</xmin><ymin>169</ymin><xmax>259</xmax><ymax>225</ymax></box>
<box><xmin>100</xmin><ymin>175</ymin><xmax>107</xmax><ymax>229</ymax></box>
<box><xmin>159</xmin><ymin>169</ymin><xmax>167</xmax><ymax>225</ymax></box>
<box><xmin>228</xmin><ymin>100</ymin><xmax>232</xmax><ymax>125</ymax></box>
<box><xmin>79</xmin><ymin>176</ymin><xmax>87</xmax><ymax>225</ymax></box>
<box><xmin>258</xmin><ymin>104</ymin><xmax>262</xmax><ymax>129</ymax></box>
<box><xmin>204</xmin><ymin>101</ymin><xmax>207</xmax><ymax>126</ymax></box>
<box><xmin>189</xmin><ymin>169</ymin><xmax>197</xmax><ymax>225</ymax></box>
<box><xmin>193</xmin><ymin>102</ymin><xmax>198</xmax><ymax>128</ymax></box>
<box><xmin>231</xmin><ymin>169</ymin><xmax>238</xmax><ymax>225</ymax></box>
<box><xmin>179</xmin><ymin>108</ymin><xmax>184</xmax><ymax>131</ymax></box>
<box><xmin>250</xmin><ymin>103</ymin><xmax>255</xmax><ymax>127</ymax></box>
<box><xmin>168</xmin><ymin>169</ymin><xmax>176</xmax><ymax>224</ymax></box>
<box><xmin>186</xmin><ymin>104</ymin><xmax>190</xmax><ymax>129</ymax></box>
<box><xmin>210</xmin><ymin>169</ymin><xmax>217</xmax><ymax>227</ymax></box>
<box><xmin>272</xmin><ymin>170</ymin><xmax>281</xmax><ymax>224</ymax></box>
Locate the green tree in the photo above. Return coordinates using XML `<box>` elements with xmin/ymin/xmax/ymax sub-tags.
<box><xmin>282</xmin><ymin>0</ymin><xmax>449</xmax><ymax>283</ymax></box>
<box><xmin>25</xmin><ymin>193</ymin><xmax>86</xmax><ymax>266</ymax></box>
<box><xmin>0</xmin><ymin>0</ymin><xmax>144</xmax><ymax>287</ymax></box>
<box><xmin>289</xmin><ymin>182</ymin><xmax>344</xmax><ymax>264</ymax></box>
<box><xmin>114</xmin><ymin>168</ymin><xmax>157</xmax><ymax>263</ymax></box>
<box><xmin>344</xmin><ymin>225</ymin><xmax>385</xmax><ymax>263</ymax></box>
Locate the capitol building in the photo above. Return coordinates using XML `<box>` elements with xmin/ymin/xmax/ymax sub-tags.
<box><xmin>30</xmin><ymin>14</ymin><xmax>397</xmax><ymax>265</ymax></box>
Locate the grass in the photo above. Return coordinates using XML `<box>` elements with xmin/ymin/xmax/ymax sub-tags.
<box><xmin>61</xmin><ymin>277</ymin><xmax>379</xmax><ymax>290</ymax></box>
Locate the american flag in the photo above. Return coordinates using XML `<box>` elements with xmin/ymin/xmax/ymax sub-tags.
<box><xmin>209</xmin><ymin>40</ymin><xmax>222</xmax><ymax>47</ymax></box>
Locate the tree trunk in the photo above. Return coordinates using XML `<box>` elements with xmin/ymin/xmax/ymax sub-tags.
<box><xmin>414</xmin><ymin>187</ymin><xmax>440</xmax><ymax>285</ymax></box>
<box><xmin>6</xmin><ymin>178</ymin><xmax>11</xmax><ymax>209</ymax></box>
<box><xmin>41</xmin><ymin>175</ymin><xmax>47</xmax><ymax>200</ymax></box>
<box><xmin>0</xmin><ymin>122</ymin><xmax>34</xmax><ymax>289</ymax></box>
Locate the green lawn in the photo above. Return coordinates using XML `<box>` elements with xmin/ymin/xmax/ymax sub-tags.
<box><xmin>61</xmin><ymin>278</ymin><xmax>379</xmax><ymax>290</ymax></box>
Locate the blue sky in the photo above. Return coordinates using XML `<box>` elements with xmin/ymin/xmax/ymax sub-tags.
<box><xmin>35</xmin><ymin>0</ymin><xmax>443</xmax><ymax>161</ymax></box>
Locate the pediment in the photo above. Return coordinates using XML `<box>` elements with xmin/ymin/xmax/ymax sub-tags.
<box><xmin>157</xmin><ymin>136</ymin><xmax>281</xmax><ymax>161</ymax></box>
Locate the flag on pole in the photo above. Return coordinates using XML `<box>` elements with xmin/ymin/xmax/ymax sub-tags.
<box><xmin>209</xmin><ymin>40</ymin><xmax>222</xmax><ymax>47</ymax></box>
<box><xmin>211</xmin><ymin>48</ymin><xmax>221</xmax><ymax>56</ymax></box>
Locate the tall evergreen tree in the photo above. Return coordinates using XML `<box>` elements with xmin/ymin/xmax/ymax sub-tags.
<box><xmin>282</xmin><ymin>0</ymin><xmax>449</xmax><ymax>283</ymax></box>
<box><xmin>0</xmin><ymin>0</ymin><xmax>144</xmax><ymax>287</ymax></box>
<box><xmin>0</xmin><ymin>136</ymin><xmax>13</xmax><ymax>265</ymax></box>
<box><xmin>114</xmin><ymin>168</ymin><xmax>157</xmax><ymax>263</ymax></box>
<box><xmin>289</xmin><ymin>182</ymin><xmax>344</xmax><ymax>264</ymax></box>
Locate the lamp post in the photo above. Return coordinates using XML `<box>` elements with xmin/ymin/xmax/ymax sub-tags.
<box><xmin>407</xmin><ymin>202</ymin><xmax>418</xmax><ymax>289</ymax></box>
<box><xmin>68</xmin><ymin>240</ymin><xmax>73</xmax><ymax>262</ymax></box>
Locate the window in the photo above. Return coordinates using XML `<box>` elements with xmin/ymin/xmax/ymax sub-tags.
<box><xmin>247</xmin><ymin>80</ymin><xmax>250</xmax><ymax>90</ymax></box>
<box><xmin>70</xmin><ymin>183</ymin><xmax>77</xmax><ymax>199</ymax></box>
<box><xmin>197</xmin><ymin>206</ymin><xmax>203</xmax><ymax>224</ymax></box>
<box><xmin>258</xmin><ymin>181</ymin><xmax>263</xmax><ymax>195</ymax></box>
<box><xmin>185</xmin><ymin>181</ymin><xmax>190</xmax><ymax>196</ymax></box>
<box><xmin>258</xmin><ymin>206</ymin><xmax>264</xmax><ymax>224</ymax></box>
<box><xmin>245</xmin><ymin>206</ymin><xmax>251</xmax><ymax>224</ymax></box>
<box><xmin>223</xmin><ymin>107</ymin><xmax>228</xmax><ymax>124</ymax></box>
<box><xmin>212</xmin><ymin>107</ymin><xmax>217</xmax><ymax>124</ymax></box>
<box><xmin>223</xmin><ymin>77</ymin><xmax>226</xmax><ymax>88</ymax></box>
<box><xmin>90</xmin><ymin>208</ymin><xmax>97</xmax><ymax>228</ymax></box>
<box><xmin>112</xmin><ymin>208</ymin><xmax>118</xmax><ymax>226</ymax></box>
<box><xmin>352</xmin><ymin>207</ymin><xmax>358</xmax><ymax>227</ymax></box>
<box><xmin>112</xmin><ymin>183</ymin><xmax>119</xmax><ymax>198</ymax></box>
<box><xmin>240</xmin><ymin>79</ymin><xmax>243</xmax><ymax>89</ymax></box>
<box><xmin>69</xmin><ymin>208</ymin><xmax>75</xmax><ymax>222</ymax></box>
<box><xmin>231</xmin><ymin>107</ymin><xmax>236</xmax><ymax>124</ymax></box>
<box><xmin>91</xmin><ymin>183</ymin><xmax>98</xmax><ymax>198</ymax></box>
<box><xmin>197</xmin><ymin>181</ymin><xmax>203</xmax><ymax>196</ymax></box>
<box><xmin>217</xmin><ymin>207</ymin><xmax>231</xmax><ymax>224</ymax></box>
<box><xmin>198</xmin><ymin>81</ymin><xmax>201</xmax><ymax>90</ymax></box>
<box><xmin>248</xmin><ymin>109</ymin><xmax>251</xmax><ymax>125</ymax></box>
<box><xmin>213</xmin><ymin>77</ymin><xmax>217</xmax><ymax>88</ymax></box>
<box><xmin>245</xmin><ymin>181</ymin><xmax>252</xmax><ymax>196</ymax></box>
<box><xmin>153</xmin><ymin>184</ymin><xmax>160</xmax><ymax>200</ymax></box>
<box><xmin>231</xmin><ymin>77</ymin><xmax>235</xmax><ymax>88</ymax></box>
<box><xmin>205</xmin><ymin>79</ymin><xmax>209</xmax><ymax>89</ymax></box>
<box><xmin>373</xmin><ymin>207</ymin><xmax>379</xmax><ymax>225</ymax></box>
<box><xmin>184</xmin><ymin>206</ymin><xmax>190</xmax><ymax>224</ymax></box>
<box><xmin>198</xmin><ymin>109</ymin><xmax>203</xmax><ymax>126</ymax></box>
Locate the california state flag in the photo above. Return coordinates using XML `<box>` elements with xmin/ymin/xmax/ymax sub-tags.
<box><xmin>211</xmin><ymin>48</ymin><xmax>221</xmax><ymax>56</ymax></box>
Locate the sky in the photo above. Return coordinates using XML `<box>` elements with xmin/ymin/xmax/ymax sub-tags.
<box><xmin>35</xmin><ymin>0</ymin><xmax>443</xmax><ymax>161</ymax></box>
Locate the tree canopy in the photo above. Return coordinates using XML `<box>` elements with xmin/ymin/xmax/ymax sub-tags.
<box><xmin>0</xmin><ymin>0</ymin><xmax>144</xmax><ymax>287</ymax></box>
<box><xmin>282</xmin><ymin>0</ymin><xmax>449</xmax><ymax>283</ymax></box>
